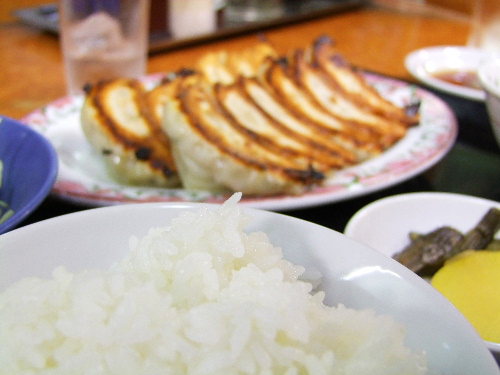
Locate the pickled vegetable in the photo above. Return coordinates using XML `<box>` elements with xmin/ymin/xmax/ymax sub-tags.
<box><xmin>431</xmin><ymin>250</ymin><xmax>500</xmax><ymax>343</ymax></box>
<box><xmin>393</xmin><ymin>207</ymin><xmax>500</xmax><ymax>276</ymax></box>
<box><xmin>393</xmin><ymin>227</ymin><xmax>463</xmax><ymax>274</ymax></box>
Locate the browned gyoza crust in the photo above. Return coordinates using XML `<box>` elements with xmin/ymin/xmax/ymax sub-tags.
<box><xmin>81</xmin><ymin>79</ymin><xmax>179</xmax><ymax>186</ymax></box>
<box><xmin>238</xmin><ymin>76</ymin><xmax>359</xmax><ymax>165</ymax></box>
<box><xmin>272</xmin><ymin>51</ymin><xmax>408</xmax><ymax>149</ymax></box>
<box><xmin>310</xmin><ymin>36</ymin><xmax>420</xmax><ymax>126</ymax></box>
<box><xmin>214</xmin><ymin>80</ymin><xmax>349</xmax><ymax>171</ymax></box>
<box><xmin>262</xmin><ymin>57</ymin><xmax>382</xmax><ymax>160</ymax></box>
<box><xmin>165</xmin><ymin>74</ymin><xmax>324</xmax><ymax>194</ymax></box>
<box><xmin>80</xmin><ymin>37</ymin><xmax>420</xmax><ymax>195</ymax></box>
<box><xmin>196</xmin><ymin>41</ymin><xmax>278</xmax><ymax>84</ymax></box>
<box><xmin>159</xmin><ymin>37</ymin><xmax>420</xmax><ymax>195</ymax></box>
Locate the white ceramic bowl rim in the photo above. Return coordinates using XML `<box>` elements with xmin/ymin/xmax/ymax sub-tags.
<box><xmin>344</xmin><ymin>191</ymin><xmax>500</xmax><ymax>358</ymax></box>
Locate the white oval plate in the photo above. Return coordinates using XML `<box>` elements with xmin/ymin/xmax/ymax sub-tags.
<box><xmin>344</xmin><ymin>191</ymin><xmax>500</xmax><ymax>360</ymax></box>
<box><xmin>405</xmin><ymin>46</ymin><xmax>499</xmax><ymax>101</ymax></box>
<box><xmin>22</xmin><ymin>73</ymin><xmax>457</xmax><ymax>211</ymax></box>
<box><xmin>0</xmin><ymin>202</ymin><xmax>498</xmax><ymax>374</ymax></box>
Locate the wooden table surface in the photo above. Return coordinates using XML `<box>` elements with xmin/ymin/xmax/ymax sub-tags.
<box><xmin>0</xmin><ymin>0</ymin><xmax>473</xmax><ymax>120</ymax></box>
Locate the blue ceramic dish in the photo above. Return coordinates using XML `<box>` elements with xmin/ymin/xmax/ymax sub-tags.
<box><xmin>0</xmin><ymin>116</ymin><xmax>58</xmax><ymax>234</ymax></box>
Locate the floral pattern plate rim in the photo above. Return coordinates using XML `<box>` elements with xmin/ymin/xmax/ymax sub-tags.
<box><xmin>21</xmin><ymin>73</ymin><xmax>457</xmax><ymax>211</ymax></box>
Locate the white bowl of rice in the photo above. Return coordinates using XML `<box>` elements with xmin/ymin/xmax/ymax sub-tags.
<box><xmin>0</xmin><ymin>193</ymin><xmax>498</xmax><ymax>375</ymax></box>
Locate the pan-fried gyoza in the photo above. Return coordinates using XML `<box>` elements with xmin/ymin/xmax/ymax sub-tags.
<box><xmin>80</xmin><ymin>36</ymin><xmax>420</xmax><ymax>195</ymax></box>
<box><xmin>81</xmin><ymin>79</ymin><xmax>179</xmax><ymax>187</ymax></box>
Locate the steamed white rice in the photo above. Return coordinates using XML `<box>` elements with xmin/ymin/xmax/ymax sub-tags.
<box><xmin>0</xmin><ymin>193</ymin><xmax>427</xmax><ymax>374</ymax></box>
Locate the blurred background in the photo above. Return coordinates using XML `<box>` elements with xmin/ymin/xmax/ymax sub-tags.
<box><xmin>4</xmin><ymin>0</ymin><xmax>482</xmax><ymax>53</ymax></box>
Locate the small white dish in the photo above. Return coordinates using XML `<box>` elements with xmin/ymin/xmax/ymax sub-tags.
<box><xmin>344</xmin><ymin>191</ymin><xmax>500</xmax><ymax>361</ymax></box>
<box><xmin>405</xmin><ymin>46</ymin><xmax>498</xmax><ymax>101</ymax></box>
<box><xmin>1</xmin><ymin>201</ymin><xmax>499</xmax><ymax>373</ymax></box>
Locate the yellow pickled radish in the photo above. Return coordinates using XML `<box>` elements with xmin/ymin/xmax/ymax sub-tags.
<box><xmin>431</xmin><ymin>250</ymin><xmax>500</xmax><ymax>343</ymax></box>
